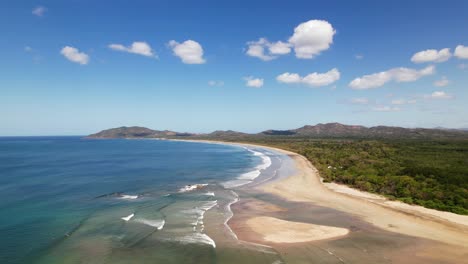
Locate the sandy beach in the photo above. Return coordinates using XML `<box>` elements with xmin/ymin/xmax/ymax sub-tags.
<box><xmin>172</xmin><ymin>139</ymin><xmax>468</xmax><ymax>241</ymax></box>
<box><xmin>168</xmin><ymin>139</ymin><xmax>468</xmax><ymax>262</ymax></box>
<box><xmin>245</xmin><ymin>216</ymin><xmax>349</xmax><ymax>243</ymax></box>
<box><xmin>253</xmin><ymin>146</ymin><xmax>468</xmax><ymax>246</ymax></box>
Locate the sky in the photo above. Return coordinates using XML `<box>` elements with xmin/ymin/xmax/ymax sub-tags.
<box><xmin>1</xmin><ymin>0</ymin><xmax>468</xmax><ymax>136</ymax></box>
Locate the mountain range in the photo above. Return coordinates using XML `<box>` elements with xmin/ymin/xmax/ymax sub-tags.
<box><xmin>87</xmin><ymin>123</ymin><xmax>468</xmax><ymax>140</ymax></box>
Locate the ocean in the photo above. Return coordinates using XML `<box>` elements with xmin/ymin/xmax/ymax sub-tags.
<box><xmin>0</xmin><ymin>137</ymin><xmax>285</xmax><ymax>264</ymax></box>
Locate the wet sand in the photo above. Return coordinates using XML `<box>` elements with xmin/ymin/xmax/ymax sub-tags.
<box><xmin>167</xmin><ymin>139</ymin><xmax>468</xmax><ymax>263</ymax></box>
<box><xmin>225</xmin><ymin>142</ymin><xmax>468</xmax><ymax>263</ymax></box>
<box><xmin>257</xmin><ymin>148</ymin><xmax>468</xmax><ymax>245</ymax></box>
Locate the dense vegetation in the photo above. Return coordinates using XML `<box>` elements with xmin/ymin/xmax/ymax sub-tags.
<box><xmin>220</xmin><ymin>137</ymin><xmax>468</xmax><ymax>215</ymax></box>
<box><xmin>88</xmin><ymin>125</ymin><xmax>468</xmax><ymax>215</ymax></box>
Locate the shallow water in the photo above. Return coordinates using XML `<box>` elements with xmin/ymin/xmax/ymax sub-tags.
<box><xmin>4</xmin><ymin>137</ymin><xmax>459</xmax><ymax>263</ymax></box>
<box><xmin>0</xmin><ymin>137</ymin><xmax>284</xmax><ymax>264</ymax></box>
<box><xmin>230</xmin><ymin>189</ymin><xmax>468</xmax><ymax>264</ymax></box>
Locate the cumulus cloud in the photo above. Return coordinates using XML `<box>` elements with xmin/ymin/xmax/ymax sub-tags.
<box><xmin>246</xmin><ymin>19</ymin><xmax>335</xmax><ymax>60</ymax></box>
<box><xmin>108</xmin><ymin>42</ymin><xmax>156</xmax><ymax>57</ymax></box>
<box><xmin>349</xmin><ymin>65</ymin><xmax>435</xmax><ymax>90</ymax></box>
<box><xmin>246</xmin><ymin>38</ymin><xmax>291</xmax><ymax>61</ymax></box>
<box><xmin>32</xmin><ymin>6</ymin><xmax>47</xmax><ymax>17</ymax></box>
<box><xmin>269</xmin><ymin>41</ymin><xmax>292</xmax><ymax>55</ymax></box>
<box><xmin>349</xmin><ymin>98</ymin><xmax>369</xmax><ymax>105</ymax></box>
<box><xmin>424</xmin><ymin>91</ymin><xmax>453</xmax><ymax>100</ymax></box>
<box><xmin>433</xmin><ymin>76</ymin><xmax>450</xmax><ymax>87</ymax></box>
<box><xmin>411</xmin><ymin>48</ymin><xmax>451</xmax><ymax>63</ymax></box>
<box><xmin>208</xmin><ymin>80</ymin><xmax>224</xmax><ymax>87</ymax></box>
<box><xmin>288</xmin><ymin>20</ymin><xmax>336</xmax><ymax>59</ymax></box>
<box><xmin>244</xmin><ymin>76</ymin><xmax>264</xmax><ymax>88</ymax></box>
<box><xmin>246</xmin><ymin>39</ymin><xmax>275</xmax><ymax>61</ymax></box>
<box><xmin>60</xmin><ymin>46</ymin><xmax>89</xmax><ymax>65</ymax></box>
<box><xmin>168</xmin><ymin>40</ymin><xmax>206</xmax><ymax>64</ymax></box>
<box><xmin>454</xmin><ymin>45</ymin><xmax>468</xmax><ymax>59</ymax></box>
<box><xmin>276</xmin><ymin>72</ymin><xmax>302</xmax><ymax>84</ymax></box>
<box><xmin>277</xmin><ymin>68</ymin><xmax>340</xmax><ymax>87</ymax></box>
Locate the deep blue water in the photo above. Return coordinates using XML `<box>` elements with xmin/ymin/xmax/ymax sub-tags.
<box><xmin>0</xmin><ymin>137</ymin><xmax>261</xmax><ymax>264</ymax></box>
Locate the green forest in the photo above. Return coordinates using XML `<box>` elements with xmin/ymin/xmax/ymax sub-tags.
<box><xmin>225</xmin><ymin>137</ymin><xmax>468</xmax><ymax>215</ymax></box>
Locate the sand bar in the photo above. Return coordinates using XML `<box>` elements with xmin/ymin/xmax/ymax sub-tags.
<box><xmin>166</xmin><ymin>139</ymin><xmax>468</xmax><ymax>246</ymax></box>
<box><xmin>246</xmin><ymin>216</ymin><xmax>349</xmax><ymax>243</ymax></box>
<box><xmin>259</xmin><ymin>148</ymin><xmax>468</xmax><ymax>246</ymax></box>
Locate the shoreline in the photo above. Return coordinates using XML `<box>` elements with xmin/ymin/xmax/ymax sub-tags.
<box><xmin>164</xmin><ymin>138</ymin><xmax>468</xmax><ymax>247</ymax></box>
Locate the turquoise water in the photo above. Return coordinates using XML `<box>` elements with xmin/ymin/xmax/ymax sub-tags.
<box><xmin>0</xmin><ymin>137</ymin><xmax>276</xmax><ymax>264</ymax></box>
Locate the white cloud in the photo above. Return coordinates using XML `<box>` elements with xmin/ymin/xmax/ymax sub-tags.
<box><xmin>288</xmin><ymin>20</ymin><xmax>336</xmax><ymax>59</ymax></box>
<box><xmin>246</xmin><ymin>38</ymin><xmax>291</xmax><ymax>61</ymax></box>
<box><xmin>372</xmin><ymin>105</ymin><xmax>401</xmax><ymax>112</ymax></box>
<box><xmin>349</xmin><ymin>65</ymin><xmax>435</xmax><ymax>90</ymax></box>
<box><xmin>246</xmin><ymin>38</ymin><xmax>276</xmax><ymax>61</ymax></box>
<box><xmin>60</xmin><ymin>46</ymin><xmax>89</xmax><ymax>65</ymax></box>
<box><xmin>168</xmin><ymin>40</ymin><xmax>206</xmax><ymax>64</ymax></box>
<box><xmin>277</xmin><ymin>68</ymin><xmax>340</xmax><ymax>87</ymax></box>
<box><xmin>244</xmin><ymin>76</ymin><xmax>264</xmax><ymax>88</ymax></box>
<box><xmin>458</xmin><ymin>63</ymin><xmax>467</xmax><ymax>70</ymax></box>
<box><xmin>24</xmin><ymin>46</ymin><xmax>33</xmax><ymax>52</ymax></box>
<box><xmin>303</xmin><ymin>68</ymin><xmax>340</xmax><ymax>86</ymax></box>
<box><xmin>349</xmin><ymin>98</ymin><xmax>369</xmax><ymax>105</ymax></box>
<box><xmin>32</xmin><ymin>6</ymin><xmax>47</xmax><ymax>17</ymax></box>
<box><xmin>276</xmin><ymin>72</ymin><xmax>302</xmax><ymax>84</ymax></box>
<box><xmin>391</xmin><ymin>98</ymin><xmax>417</xmax><ymax>105</ymax></box>
<box><xmin>424</xmin><ymin>91</ymin><xmax>453</xmax><ymax>100</ymax></box>
<box><xmin>208</xmin><ymin>80</ymin><xmax>224</xmax><ymax>87</ymax></box>
<box><xmin>355</xmin><ymin>54</ymin><xmax>364</xmax><ymax>60</ymax></box>
<box><xmin>411</xmin><ymin>48</ymin><xmax>451</xmax><ymax>63</ymax></box>
<box><xmin>454</xmin><ymin>45</ymin><xmax>468</xmax><ymax>59</ymax></box>
<box><xmin>246</xmin><ymin>19</ymin><xmax>335</xmax><ymax>61</ymax></box>
<box><xmin>269</xmin><ymin>41</ymin><xmax>292</xmax><ymax>55</ymax></box>
<box><xmin>433</xmin><ymin>76</ymin><xmax>450</xmax><ymax>87</ymax></box>
<box><xmin>108</xmin><ymin>42</ymin><xmax>155</xmax><ymax>57</ymax></box>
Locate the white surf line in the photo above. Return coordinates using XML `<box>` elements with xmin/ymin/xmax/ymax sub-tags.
<box><xmin>224</xmin><ymin>190</ymin><xmax>240</xmax><ymax>240</ymax></box>
<box><xmin>134</xmin><ymin>218</ymin><xmax>165</xmax><ymax>230</ymax></box>
<box><xmin>223</xmin><ymin>147</ymin><xmax>273</xmax><ymax>188</ymax></box>
<box><xmin>179</xmin><ymin>233</ymin><xmax>217</xmax><ymax>248</ymax></box>
<box><xmin>119</xmin><ymin>194</ymin><xmax>139</xmax><ymax>200</ymax></box>
<box><xmin>121</xmin><ymin>213</ymin><xmax>135</xmax><ymax>222</ymax></box>
<box><xmin>179</xmin><ymin>183</ymin><xmax>208</xmax><ymax>193</ymax></box>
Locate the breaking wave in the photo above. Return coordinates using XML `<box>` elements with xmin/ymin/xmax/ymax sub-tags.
<box><xmin>134</xmin><ymin>218</ymin><xmax>165</xmax><ymax>230</ymax></box>
<box><xmin>223</xmin><ymin>148</ymin><xmax>272</xmax><ymax>188</ymax></box>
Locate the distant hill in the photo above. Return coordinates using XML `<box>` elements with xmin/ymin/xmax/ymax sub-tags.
<box><xmin>207</xmin><ymin>130</ymin><xmax>249</xmax><ymax>137</ymax></box>
<box><xmin>259</xmin><ymin>122</ymin><xmax>468</xmax><ymax>139</ymax></box>
<box><xmin>87</xmin><ymin>123</ymin><xmax>468</xmax><ymax>140</ymax></box>
<box><xmin>87</xmin><ymin>126</ymin><xmax>195</xmax><ymax>138</ymax></box>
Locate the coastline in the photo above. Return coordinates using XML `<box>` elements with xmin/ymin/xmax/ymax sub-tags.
<box><xmin>165</xmin><ymin>138</ymin><xmax>468</xmax><ymax>247</ymax></box>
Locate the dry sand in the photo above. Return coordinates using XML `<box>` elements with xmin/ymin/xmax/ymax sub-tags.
<box><xmin>246</xmin><ymin>216</ymin><xmax>349</xmax><ymax>243</ymax></box>
<box><xmin>259</xmin><ymin>148</ymin><xmax>468</xmax><ymax>246</ymax></box>
<box><xmin>167</xmin><ymin>139</ymin><xmax>468</xmax><ymax>246</ymax></box>
<box><xmin>324</xmin><ymin>181</ymin><xmax>468</xmax><ymax>227</ymax></box>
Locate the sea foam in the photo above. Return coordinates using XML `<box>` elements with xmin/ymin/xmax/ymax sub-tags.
<box><xmin>179</xmin><ymin>184</ymin><xmax>208</xmax><ymax>193</ymax></box>
<box><xmin>224</xmin><ymin>190</ymin><xmax>240</xmax><ymax>240</ymax></box>
<box><xmin>134</xmin><ymin>218</ymin><xmax>165</xmax><ymax>230</ymax></box>
<box><xmin>119</xmin><ymin>194</ymin><xmax>139</xmax><ymax>200</ymax></box>
<box><xmin>179</xmin><ymin>233</ymin><xmax>216</xmax><ymax>248</ymax></box>
<box><xmin>121</xmin><ymin>213</ymin><xmax>134</xmax><ymax>222</ymax></box>
<box><xmin>223</xmin><ymin>148</ymin><xmax>272</xmax><ymax>188</ymax></box>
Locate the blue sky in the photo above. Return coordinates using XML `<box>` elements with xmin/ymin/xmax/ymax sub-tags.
<box><xmin>1</xmin><ymin>0</ymin><xmax>468</xmax><ymax>135</ymax></box>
